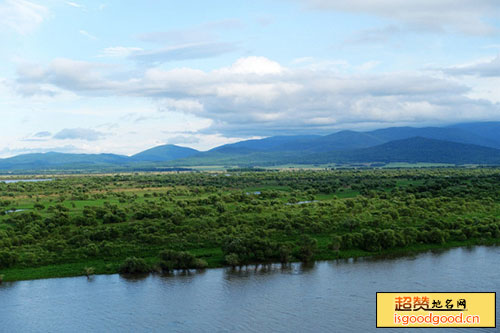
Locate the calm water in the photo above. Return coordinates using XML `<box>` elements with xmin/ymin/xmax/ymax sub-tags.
<box><xmin>0</xmin><ymin>178</ymin><xmax>53</xmax><ymax>184</ymax></box>
<box><xmin>1</xmin><ymin>246</ymin><xmax>498</xmax><ymax>333</ymax></box>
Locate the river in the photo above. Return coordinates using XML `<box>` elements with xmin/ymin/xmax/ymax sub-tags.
<box><xmin>0</xmin><ymin>246</ymin><xmax>498</xmax><ymax>332</ymax></box>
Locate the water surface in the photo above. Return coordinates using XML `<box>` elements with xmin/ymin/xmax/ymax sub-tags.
<box><xmin>0</xmin><ymin>178</ymin><xmax>53</xmax><ymax>184</ymax></box>
<box><xmin>1</xmin><ymin>246</ymin><xmax>498</xmax><ymax>332</ymax></box>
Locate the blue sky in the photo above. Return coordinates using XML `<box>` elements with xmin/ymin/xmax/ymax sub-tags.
<box><xmin>0</xmin><ymin>0</ymin><xmax>499</xmax><ymax>157</ymax></box>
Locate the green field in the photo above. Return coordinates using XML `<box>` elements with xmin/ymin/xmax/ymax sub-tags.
<box><xmin>1</xmin><ymin>168</ymin><xmax>500</xmax><ymax>282</ymax></box>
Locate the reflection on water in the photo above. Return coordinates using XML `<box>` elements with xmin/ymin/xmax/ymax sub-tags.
<box><xmin>0</xmin><ymin>246</ymin><xmax>498</xmax><ymax>333</ymax></box>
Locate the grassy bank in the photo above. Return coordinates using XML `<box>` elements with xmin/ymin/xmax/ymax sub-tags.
<box><xmin>2</xmin><ymin>238</ymin><xmax>498</xmax><ymax>282</ymax></box>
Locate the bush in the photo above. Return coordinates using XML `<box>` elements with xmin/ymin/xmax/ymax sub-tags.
<box><xmin>118</xmin><ymin>257</ymin><xmax>150</xmax><ymax>274</ymax></box>
<box><xmin>225</xmin><ymin>253</ymin><xmax>240</xmax><ymax>267</ymax></box>
<box><xmin>328</xmin><ymin>235</ymin><xmax>342</xmax><ymax>252</ymax></box>
<box><xmin>83</xmin><ymin>266</ymin><xmax>95</xmax><ymax>277</ymax></box>
<box><xmin>278</xmin><ymin>243</ymin><xmax>293</xmax><ymax>263</ymax></box>
<box><xmin>159</xmin><ymin>250</ymin><xmax>207</xmax><ymax>272</ymax></box>
<box><xmin>0</xmin><ymin>250</ymin><xmax>19</xmax><ymax>269</ymax></box>
<box><xmin>297</xmin><ymin>235</ymin><xmax>317</xmax><ymax>262</ymax></box>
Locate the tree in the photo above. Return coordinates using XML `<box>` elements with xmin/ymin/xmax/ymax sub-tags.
<box><xmin>225</xmin><ymin>253</ymin><xmax>240</xmax><ymax>268</ymax></box>
<box><xmin>118</xmin><ymin>257</ymin><xmax>150</xmax><ymax>274</ymax></box>
<box><xmin>278</xmin><ymin>244</ymin><xmax>292</xmax><ymax>263</ymax></box>
<box><xmin>297</xmin><ymin>235</ymin><xmax>317</xmax><ymax>262</ymax></box>
<box><xmin>328</xmin><ymin>235</ymin><xmax>342</xmax><ymax>253</ymax></box>
<box><xmin>159</xmin><ymin>250</ymin><xmax>207</xmax><ymax>272</ymax></box>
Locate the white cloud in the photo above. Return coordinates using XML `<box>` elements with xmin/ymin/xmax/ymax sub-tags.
<box><xmin>130</xmin><ymin>42</ymin><xmax>238</xmax><ymax>64</ymax></box>
<box><xmin>0</xmin><ymin>145</ymin><xmax>81</xmax><ymax>157</ymax></box>
<box><xmin>166</xmin><ymin>135</ymin><xmax>200</xmax><ymax>145</ymax></box>
<box><xmin>442</xmin><ymin>55</ymin><xmax>500</xmax><ymax>77</ymax></box>
<box><xmin>99</xmin><ymin>46</ymin><xmax>143</xmax><ymax>58</ymax></box>
<box><xmin>53</xmin><ymin>128</ymin><xmax>105</xmax><ymax>141</ymax></box>
<box><xmin>78</xmin><ymin>30</ymin><xmax>99</xmax><ymax>40</ymax></box>
<box><xmin>0</xmin><ymin>0</ymin><xmax>49</xmax><ymax>34</ymax></box>
<box><xmin>344</xmin><ymin>25</ymin><xmax>402</xmax><ymax>45</ymax></box>
<box><xmin>220</xmin><ymin>56</ymin><xmax>285</xmax><ymax>75</ymax></box>
<box><xmin>33</xmin><ymin>131</ymin><xmax>51</xmax><ymax>137</ymax></box>
<box><xmin>136</xmin><ymin>19</ymin><xmax>243</xmax><ymax>44</ymax></box>
<box><xmin>14</xmin><ymin>56</ymin><xmax>500</xmax><ymax>136</ymax></box>
<box><xmin>65</xmin><ymin>1</ymin><xmax>83</xmax><ymax>9</ymax></box>
<box><xmin>79</xmin><ymin>29</ymin><xmax>98</xmax><ymax>40</ymax></box>
<box><xmin>356</xmin><ymin>61</ymin><xmax>381</xmax><ymax>71</ymax></box>
<box><xmin>293</xmin><ymin>0</ymin><xmax>499</xmax><ymax>35</ymax></box>
<box><xmin>16</xmin><ymin>58</ymin><xmax>121</xmax><ymax>94</ymax></box>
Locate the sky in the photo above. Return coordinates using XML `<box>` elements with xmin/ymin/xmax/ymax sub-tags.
<box><xmin>0</xmin><ymin>0</ymin><xmax>499</xmax><ymax>157</ymax></box>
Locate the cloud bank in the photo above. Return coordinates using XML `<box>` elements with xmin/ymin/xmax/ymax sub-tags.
<box><xmin>442</xmin><ymin>55</ymin><xmax>500</xmax><ymax>77</ymax></box>
<box><xmin>14</xmin><ymin>56</ymin><xmax>500</xmax><ymax>136</ymax></box>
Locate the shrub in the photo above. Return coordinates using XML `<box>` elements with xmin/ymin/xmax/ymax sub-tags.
<box><xmin>118</xmin><ymin>257</ymin><xmax>150</xmax><ymax>274</ymax></box>
<box><xmin>159</xmin><ymin>250</ymin><xmax>207</xmax><ymax>272</ymax></box>
<box><xmin>0</xmin><ymin>250</ymin><xmax>19</xmax><ymax>269</ymax></box>
<box><xmin>297</xmin><ymin>235</ymin><xmax>317</xmax><ymax>262</ymax></box>
<box><xmin>83</xmin><ymin>267</ymin><xmax>95</xmax><ymax>278</ymax></box>
<box><xmin>225</xmin><ymin>253</ymin><xmax>240</xmax><ymax>267</ymax></box>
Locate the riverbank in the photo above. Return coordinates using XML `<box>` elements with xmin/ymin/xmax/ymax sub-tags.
<box><xmin>1</xmin><ymin>238</ymin><xmax>498</xmax><ymax>282</ymax></box>
<box><xmin>3</xmin><ymin>246</ymin><xmax>498</xmax><ymax>332</ymax></box>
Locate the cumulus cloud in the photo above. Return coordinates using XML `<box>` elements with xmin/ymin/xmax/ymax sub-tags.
<box><xmin>53</xmin><ymin>128</ymin><xmax>105</xmax><ymax>141</ymax></box>
<box><xmin>293</xmin><ymin>0</ymin><xmax>499</xmax><ymax>35</ymax></box>
<box><xmin>441</xmin><ymin>55</ymin><xmax>500</xmax><ymax>77</ymax></box>
<box><xmin>0</xmin><ymin>0</ymin><xmax>49</xmax><ymax>34</ymax></box>
<box><xmin>14</xmin><ymin>56</ymin><xmax>500</xmax><ymax>136</ymax></box>
<box><xmin>16</xmin><ymin>58</ymin><xmax>120</xmax><ymax>95</ymax></box>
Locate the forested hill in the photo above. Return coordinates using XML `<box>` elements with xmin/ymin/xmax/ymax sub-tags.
<box><xmin>0</xmin><ymin>152</ymin><xmax>130</xmax><ymax>171</ymax></box>
<box><xmin>130</xmin><ymin>145</ymin><xmax>199</xmax><ymax>162</ymax></box>
<box><xmin>164</xmin><ymin>137</ymin><xmax>500</xmax><ymax>166</ymax></box>
<box><xmin>302</xmin><ymin>137</ymin><xmax>500</xmax><ymax>165</ymax></box>
<box><xmin>2</xmin><ymin>122</ymin><xmax>500</xmax><ymax>171</ymax></box>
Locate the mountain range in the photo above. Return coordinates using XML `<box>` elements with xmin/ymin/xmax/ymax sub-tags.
<box><xmin>3</xmin><ymin>122</ymin><xmax>500</xmax><ymax>172</ymax></box>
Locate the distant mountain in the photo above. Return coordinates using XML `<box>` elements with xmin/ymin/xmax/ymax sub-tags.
<box><xmin>210</xmin><ymin>132</ymin><xmax>386</xmax><ymax>153</ymax></box>
<box><xmin>168</xmin><ymin>137</ymin><xmax>500</xmax><ymax>166</ymax></box>
<box><xmin>206</xmin><ymin>124</ymin><xmax>500</xmax><ymax>155</ymax></box>
<box><xmin>131</xmin><ymin>144</ymin><xmax>199</xmax><ymax>162</ymax></box>
<box><xmin>369</xmin><ymin>126</ymin><xmax>500</xmax><ymax>149</ymax></box>
<box><xmin>307</xmin><ymin>130</ymin><xmax>385</xmax><ymax>151</ymax></box>
<box><xmin>305</xmin><ymin>137</ymin><xmax>500</xmax><ymax>165</ymax></box>
<box><xmin>2</xmin><ymin>122</ymin><xmax>500</xmax><ymax>172</ymax></box>
<box><xmin>448</xmin><ymin>122</ymin><xmax>500</xmax><ymax>147</ymax></box>
<box><xmin>210</xmin><ymin>135</ymin><xmax>320</xmax><ymax>153</ymax></box>
<box><xmin>0</xmin><ymin>152</ymin><xmax>129</xmax><ymax>170</ymax></box>
<box><xmin>0</xmin><ymin>144</ymin><xmax>200</xmax><ymax>171</ymax></box>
